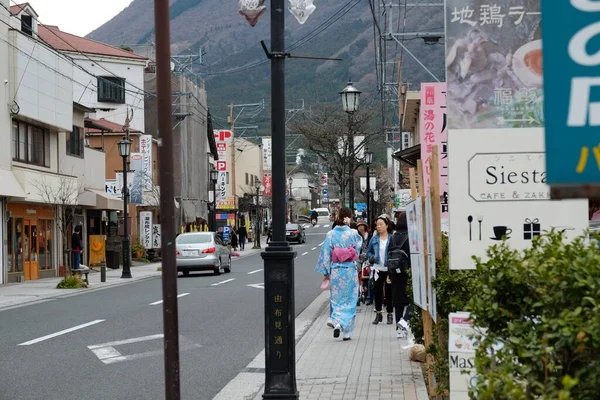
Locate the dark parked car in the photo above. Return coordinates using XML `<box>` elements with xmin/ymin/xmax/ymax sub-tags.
<box><xmin>285</xmin><ymin>223</ymin><xmax>306</xmax><ymax>244</ymax></box>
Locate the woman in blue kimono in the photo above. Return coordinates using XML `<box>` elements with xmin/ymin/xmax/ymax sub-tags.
<box><xmin>315</xmin><ymin>207</ymin><xmax>363</xmax><ymax>341</ymax></box>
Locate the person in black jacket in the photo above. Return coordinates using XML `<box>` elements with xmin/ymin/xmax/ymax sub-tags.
<box><xmin>387</xmin><ymin>213</ymin><xmax>412</xmax><ymax>338</ymax></box>
<box><xmin>71</xmin><ymin>226</ymin><xmax>83</xmax><ymax>270</ymax></box>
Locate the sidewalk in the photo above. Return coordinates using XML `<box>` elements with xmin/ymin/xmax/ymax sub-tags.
<box><xmin>214</xmin><ymin>292</ymin><xmax>429</xmax><ymax>400</ymax></box>
<box><xmin>0</xmin><ymin>239</ymin><xmax>267</xmax><ymax>311</ymax></box>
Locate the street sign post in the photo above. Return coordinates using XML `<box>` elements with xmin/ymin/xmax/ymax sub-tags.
<box><xmin>541</xmin><ymin>0</ymin><xmax>600</xmax><ymax>198</ymax></box>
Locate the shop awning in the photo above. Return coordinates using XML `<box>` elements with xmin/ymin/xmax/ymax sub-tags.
<box><xmin>80</xmin><ymin>189</ymin><xmax>123</xmax><ymax>211</ymax></box>
<box><xmin>392</xmin><ymin>144</ymin><xmax>421</xmax><ymax>167</ymax></box>
<box><xmin>0</xmin><ymin>169</ymin><xmax>26</xmax><ymax>198</ymax></box>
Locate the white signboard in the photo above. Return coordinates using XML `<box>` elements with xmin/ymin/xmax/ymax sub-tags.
<box><xmin>406</xmin><ymin>199</ymin><xmax>427</xmax><ymax>310</ymax></box>
<box><xmin>139</xmin><ymin>135</ymin><xmax>153</xmax><ymax>190</ymax></box>
<box><xmin>152</xmin><ymin>224</ymin><xmax>161</xmax><ymax>249</ymax></box>
<box><xmin>139</xmin><ymin>211</ymin><xmax>153</xmax><ymax>249</ymax></box>
<box><xmin>425</xmin><ymin>195</ymin><xmax>437</xmax><ymax>322</ymax></box>
<box><xmin>106</xmin><ymin>180</ymin><xmax>118</xmax><ymax>195</ymax></box>
<box><xmin>217</xmin><ymin>171</ymin><xmax>228</xmax><ymax>202</ymax></box>
<box><xmin>262</xmin><ymin>137</ymin><xmax>272</xmax><ymax>170</ymax></box>
<box><xmin>449</xmin><ymin>312</ymin><xmax>477</xmax><ymax>400</ymax></box>
<box><xmin>115</xmin><ymin>172</ymin><xmax>134</xmax><ymax>198</ymax></box>
<box><xmin>359</xmin><ymin>177</ymin><xmax>377</xmax><ymax>193</ymax></box>
<box><xmin>395</xmin><ymin>189</ymin><xmax>412</xmax><ymax>210</ymax></box>
<box><xmin>449</xmin><ymin>128</ymin><xmax>588</xmax><ymax>270</ymax></box>
<box><xmin>216</xmin><ymin>142</ymin><xmax>227</xmax><ymax>160</ymax></box>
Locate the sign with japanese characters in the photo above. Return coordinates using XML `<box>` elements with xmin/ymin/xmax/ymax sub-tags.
<box><xmin>448</xmin><ymin>312</ymin><xmax>477</xmax><ymax>400</ymax></box>
<box><xmin>114</xmin><ymin>173</ymin><xmax>134</xmax><ymax>197</ymax></box>
<box><xmin>217</xmin><ymin>171</ymin><xmax>228</xmax><ymax>202</ymax></box>
<box><xmin>541</xmin><ymin>0</ymin><xmax>600</xmax><ymax>196</ymax></box>
<box><xmin>269</xmin><ymin>281</ymin><xmax>290</xmax><ymax>372</ymax></box>
<box><xmin>420</xmin><ymin>82</ymin><xmax>449</xmax><ymax>223</ymax></box>
<box><xmin>139</xmin><ymin>135</ymin><xmax>153</xmax><ymax>190</ymax></box>
<box><xmin>445</xmin><ymin>0</ymin><xmax>543</xmax><ymax>129</ymax></box>
<box><xmin>216</xmin><ymin>142</ymin><xmax>227</xmax><ymax>160</ymax></box>
<box><xmin>263</xmin><ymin>172</ymin><xmax>272</xmax><ymax>197</ymax></box>
<box><xmin>262</xmin><ymin>137</ymin><xmax>272</xmax><ymax>170</ymax></box>
<box><xmin>448</xmin><ymin>128</ymin><xmax>587</xmax><ymax>270</ymax></box>
<box><xmin>129</xmin><ymin>153</ymin><xmax>144</xmax><ymax>205</ymax></box>
<box><xmin>152</xmin><ymin>224</ymin><xmax>161</xmax><ymax>249</ymax></box>
<box><xmin>139</xmin><ymin>211</ymin><xmax>153</xmax><ymax>249</ymax></box>
<box><xmin>406</xmin><ymin>199</ymin><xmax>427</xmax><ymax>309</ymax></box>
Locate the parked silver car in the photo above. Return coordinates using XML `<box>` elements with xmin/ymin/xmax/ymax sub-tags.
<box><xmin>176</xmin><ymin>232</ymin><xmax>231</xmax><ymax>276</ymax></box>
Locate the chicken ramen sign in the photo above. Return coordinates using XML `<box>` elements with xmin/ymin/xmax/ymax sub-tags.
<box><xmin>541</xmin><ymin>0</ymin><xmax>600</xmax><ymax>198</ymax></box>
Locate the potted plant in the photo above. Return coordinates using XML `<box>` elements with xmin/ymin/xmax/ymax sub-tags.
<box><xmin>131</xmin><ymin>244</ymin><xmax>145</xmax><ymax>259</ymax></box>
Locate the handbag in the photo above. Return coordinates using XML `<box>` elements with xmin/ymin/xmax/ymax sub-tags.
<box><xmin>320</xmin><ymin>276</ymin><xmax>330</xmax><ymax>290</ymax></box>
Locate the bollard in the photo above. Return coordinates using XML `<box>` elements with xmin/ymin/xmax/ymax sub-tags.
<box><xmin>101</xmin><ymin>266</ymin><xmax>106</xmax><ymax>282</ymax></box>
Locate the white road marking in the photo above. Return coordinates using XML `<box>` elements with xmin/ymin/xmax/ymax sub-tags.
<box><xmin>18</xmin><ymin>319</ymin><xmax>105</xmax><ymax>346</ymax></box>
<box><xmin>247</xmin><ymin>283</ymin><xmax>265</xmax><ymax>290</ymax></box>
<box><xmin>247</xmin><ymin>269</ymin><xmax>263</xmax><ymax>275</ymax></box>
<box><xmin>149</xmin><ymin>293</ymin><xmax>189</xmax><ymax>305</ymax></box>
<box><xmin>319</xmin><ymin>242</ymin><xmax>324</xmax><ymax>246</ymax></box>
<box><xmin>315</xmin><ymin>225</ymin><xmax>320</xmax><ymax>228</ymax></box>
<box><xmin>88</xmin><ymin>334</ymin><xmax>201</xmax><ymax>365</ymax></box>
<box><xmin>311</xmin><ymin>247</ymin><xmax>317</xmax><ymax>251</ymax></box>
<box><xmin>211</xmin><ymin>278</ymin><xmax>235</xmax><ymax>286</ymax></box>
<box><xmin>302</xmin><ymin>224</ymin><xmax>309</xmax><ymax>228</ymax></box>
<box><xmin>301</xmin><ymin>252</ymin><xmax>309</xmax><ymax>256</ymax></box>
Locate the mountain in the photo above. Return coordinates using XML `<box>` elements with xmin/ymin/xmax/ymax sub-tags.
<box><xmin>88</xmin><ymin>1</ymin><xmax>445</xmax><ymax>136</ymax></box>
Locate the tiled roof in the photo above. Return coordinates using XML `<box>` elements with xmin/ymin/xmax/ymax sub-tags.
<box><xmin>9</xmin><ymin>3</ymin><xmax>30</xmax><ymax>15</ymax></box>
<box><xmin>85</xmin><ymin>118</ymin><xmax>142</xmax><ymax>134</ymax></box>
<box><xmin>38</xmin><ymin>25</ymin><xmax>147</xmax><ymax>60</ymax></box>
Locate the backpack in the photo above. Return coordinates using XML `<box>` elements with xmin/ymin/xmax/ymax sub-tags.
<box><xmin>387</xmin><ymin>232</ymin><xmax>409</xmax><ymax>274</ymax></box>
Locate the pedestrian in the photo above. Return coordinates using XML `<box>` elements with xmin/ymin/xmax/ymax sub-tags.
<box><xmin>71</xmin><ymin>226</ymin><xmax>83</xmax><ymax>270</ymax></box>
<box><xmin>366</xmin><ymin>215</ymin><xmax>394</xmax><ymax>325</ymax></box>
<box><xmin>387</xmin><ymin>213</ymin><xmax>412</xmax><ymax>338</ymax></box>
<box><xmin>266</xmin><ymin>225</ymin><xmax>273</xmax><ymax>244</ymax></box>
<box><xmin>230</xmin><ymin>228</ymin><xmax>239</xmax><ymax>250</ymax></box>
<box><xmin>361</xmin><ymin>210</ymin><xmax>367</xmax><ymax>220</ymax></box>
<box><xmin>315</xmin><ymin>207</ymin><xmax>362</xmax><ymax>341</ymax></box>
<box><xmin>356</xmin><ymin>221</ymin><xmax>372</xmax><ymax>305</ymax></box>
<box><xmin>238</xmin><ymin>224</ymin><xmax>247</xmax><ymax>250</ymax></box>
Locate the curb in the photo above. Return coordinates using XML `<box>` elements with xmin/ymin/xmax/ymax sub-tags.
<box><xmin>212</xmin><ymin>291</ymin><xmax>329</xmax><ymax>400</ymax></box>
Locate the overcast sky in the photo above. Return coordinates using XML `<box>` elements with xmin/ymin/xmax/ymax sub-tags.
<box><xmin>26</xmin><ymin>0</ymin><xmax>133</xmax><ymax>37</ymax></box>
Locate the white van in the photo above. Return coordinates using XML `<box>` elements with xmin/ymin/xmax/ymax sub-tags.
<box><xmin>312</xmin><ymin>208</ymin><xmax>330</xmax><ymax>224</ymax></box>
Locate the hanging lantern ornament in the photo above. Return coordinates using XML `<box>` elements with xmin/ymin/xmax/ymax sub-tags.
<box><xmin>239</xmin><ymin>0</ymin><xmax>266</xmax><ymax>27</ymax></box>
<box><xmin>288</xmin><ymin>0</ymin><xmax>316</xmax><ymax>25</ymax></box>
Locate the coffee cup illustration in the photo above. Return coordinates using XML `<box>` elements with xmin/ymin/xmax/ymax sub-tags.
<box><xmin>491</xmin><ymin>226</ymin><xmax>512</xmax><ymax>240</ymax></box>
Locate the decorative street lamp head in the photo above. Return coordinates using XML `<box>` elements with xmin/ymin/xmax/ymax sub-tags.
<box><xmin>364</xmin><ymin>147</ymin><xmax>373</xmax><ymax>165</ymax></box>
<box><xmin>288</xmin><ymin>177</ymin><xmax>293</xmax><ymax>186</ymax></box>
<box><xmin>340</xmin><ymin>80</ymin><xmax>361</xmax><ymax>113</ymax></box>
<box><xmin>210</xmin><ymin>169</ymin><xmax>219</xmax><ymax>183</ymax></box>
<box><xmin>254</xmin><ymin>179</ymin><xmax>262</xmax><ymax>190</ymax></box>
<box><xmin>117</xmin><ymin>136</ymin><xmax>132</xmax><ymax>158</ymax></box>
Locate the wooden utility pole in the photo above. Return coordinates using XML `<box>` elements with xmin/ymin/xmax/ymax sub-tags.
<box><xmin>397</xmin><ymin>58</ymin><xmax>403</xmax><ymax>124</ymax></box>
<box><xmin>228</xmin><ymin>104</ymin><xmax>237</xmax><ymax>219</ymax></box>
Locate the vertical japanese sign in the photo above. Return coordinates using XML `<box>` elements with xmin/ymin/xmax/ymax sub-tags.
<box><xmin>139</xmin><ymin>135</ymin><xmax>153</xmax><ymax>190</ymax></box>
<box><xmin>152</xmin><ymin>224</ymin><xmax>161</xmax><ymax>249</ymax></box>
<box><xmin>269</xmin><ymin>281</ymin><xmax>289</xmax><ymax>372</ymax></box>
<box><xmin>420</xmin><ymin>82</ymin><xmax>448</xmax><ymax>222</ymax></box>
<box><xmin>263</xmin><ymin>172</ymin><xmax>272</xmax><ymax>197</ymax></box>
<box><xmin>139</xmin><ymin>211</ymin><xmax>153</xmax><ymax>249</ymax></box>
<box><xmin>214</xmin><ymin>130</ymin><xmax>233</xmax><ymax>205</ymax></box>
<box><xmin>541</xmin><ymin>1</ymin><xmax>600</xmax><ymax>197</ymax></box>
<box><xmin>129</xmin><ymin>153</ymin><xmax>143</xmax><ymax>204</ymax></box>
<box><xmin>446</xmin><ymin>0</ymin><xmax>544</xmax><ymax>130</ymax></box>
<box><xmin>262</xmin><ymin>137</ymin><xmax>272</xmax><ymax>170</ymax></box>
<box><xmin>216</xmin><ymin>142</ymin><xmax>227</xmax><ymax>161</ymax></box>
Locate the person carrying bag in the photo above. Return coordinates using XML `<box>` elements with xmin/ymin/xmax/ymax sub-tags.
<box><xmin>387</xmin><ymin>212</ymin><xmax>412</xmax><ymax>338</ymax></box>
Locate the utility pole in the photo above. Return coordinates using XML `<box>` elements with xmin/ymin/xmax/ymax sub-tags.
<box><xmin>153</xmin><ymin>0</ymin><xmax>181</xmax><ymax>398</ymax></box>
<box><xmin>228</xmin><ymin>103</ymin><xmax>237</xmax><ymax>226</ymax></box>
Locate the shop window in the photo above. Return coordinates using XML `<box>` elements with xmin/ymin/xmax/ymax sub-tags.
<box><xmin>66</xmin><ymin>126</ymin><xmax>84</xmax><ymax>157</ymax></box>
<box><xmin>14</xmin><ymin>218</ymin><xmax>24</xmax><ymax>272</ymax></box>
<box><xmin>12</xmin><ymin>120</ymin><xmax>51</xmax><ymax>167</ymax></box>
<box><xmin>38</xmin><ymin>219</ymin><xmax>54</xmax><ymax>270</ymax></box>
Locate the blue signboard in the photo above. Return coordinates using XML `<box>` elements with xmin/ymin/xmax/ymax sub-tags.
<box><xmin>542</xmin><ymin>0</ymin><xmax>600</xmax><ymax>188</ymax></box>
<box><xmin>355</xmin><ymin>203</ymin><xmax>367</xmax><ymax>212</ymax></box>
<box><xmin>223</xmin><ymin>226</ymin><xmax>231</xmax><ymax>242</ymax></box>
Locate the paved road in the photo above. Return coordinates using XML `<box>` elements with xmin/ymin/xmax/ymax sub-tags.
<box><xmin>0</xmin><ymin>224</ymin><xmax>331</xmax><ymax>400</ymax></box>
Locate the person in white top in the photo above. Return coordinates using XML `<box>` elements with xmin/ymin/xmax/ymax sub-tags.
<box><xmin>366</xmin><ymin>215</ymin><xmax>394</xmax><ymax>325</ymax></box>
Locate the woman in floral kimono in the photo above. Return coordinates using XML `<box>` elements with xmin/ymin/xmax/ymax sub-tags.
<box><xmin>315</xmin><ymin>207</ymin><xmax>363</xmax><ymax>341</ymax></box>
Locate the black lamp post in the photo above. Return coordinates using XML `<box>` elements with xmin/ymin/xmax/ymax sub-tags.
<box><xmin>364</xmin><ymin>147</ymin><xmax>373</xmax><ymax>224</ymax></box>
<box><xmin>288</xmin><ymin>177</ymin><xmax>293</xmax><ymax>223</ymax></box>
<box><xmin>340</xmin><ymin>80</ymin><xmax>361</xmax><ymax>211</ymax></box>
<box><xmin>261</xmin><ymin>1</ymin><xmax>298</xmax><ymax>397</ymax></box>
<box><xmin>254</xmin><ymin>179</ymin><xmax>261</xmax><ymax>249</ymax></box>
<box><xmin>210</xmin><ymin>169</ymin><xmax>219</xmax><ymax>231</ymax></box>
<box><xmin>117</xmin><ymin>136</ymin><xmax>132</xmax><ymax>279</ymax></box>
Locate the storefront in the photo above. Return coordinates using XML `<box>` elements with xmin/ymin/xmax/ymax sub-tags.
<box><xmin>6</xmin><ymin>203</ymin><xmax>56</xmax><ymax>282</ymax></box>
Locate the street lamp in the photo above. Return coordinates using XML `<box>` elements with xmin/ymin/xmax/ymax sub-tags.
<box><xmin>340</xmin><ymin>80</ymin><xmax>361</xmax><ymax>211</ymax></box>
<box><xmin>288</xmin><ymin>176</ymin><xmax>293</xmax><ymax>223</ymax></box>
<box><xmin>117</xmin><ymin>136</ymin><xmax>132</xmax><ymax>279</ymax></box>
<box><xmin>254</xmin><ymin>179</ymin><xmax>261</xmax><ymax>249</ymax></box>
<box><xmin>364</xmin><ymin>147</ymin><xmax>373</xmax><ymax>224</ymax></box>
<box><xmin>210</xmin><ymin>169</ymin><xmax>219</xmax><ymax>231</ymax></box>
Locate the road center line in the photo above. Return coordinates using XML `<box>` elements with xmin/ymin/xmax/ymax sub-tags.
<box><xmin>311</xmin><ymin>247</ymin><xmax>317</xmax><ymax>251</ymax></box>
<box><xmin>319</xmin><ymin>242</ymin><xmax>324</xmax><ymax>247</ymax></box>
<box><xmin>301</xmin><ymin>252</ymin><xmax>309</xmax><ymax>256</ymax></box>
<box><xmin>18</xmin><ymin>319</ymin><xmax>105</xmax><ymax>346</ymax></box>
<box><xmin>247</xmin><ymin>269</ymin><xmax>263</xmax><ymax>275</ymax></box>
<box><xmin>211</xmin><ymin>278</ymin><xmax>235</xmax><ymax>286</ymax></box>
<box><xmin>149</xmin><ymin>293</ymin><xmax>189</xmax><ymax>305</ymax></box>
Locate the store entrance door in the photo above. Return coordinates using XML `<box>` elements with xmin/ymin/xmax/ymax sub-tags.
<box><xmin>23</xmin><ymin>219</ymin><xmax>39</xmax><ymax>280</ymax></box>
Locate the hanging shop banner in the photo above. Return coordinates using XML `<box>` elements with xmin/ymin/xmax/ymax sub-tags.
<box><xmin>152</xmin><ymin>224</ymin><xmax>161</xmax><ymax>249</ymax></box>
<box><xmin>115</xmin><ymin>172</ymin><xmax>134</xmax><ymax>198</ymax></box>
<box><xmin>139</xmin><ymin>135</ymin><xmax>153</xmax><ymax>190</ymax></box>
<box><xmin>139</xmin><ymin>211</ymin><xmax>153</xmax><ymax>249</ymax></box>
<box><xmin>88</xmin><ymin>235</ymin><xmax>106</xmax><ymax>266</ymax></box>
<box><xmin>217</xmin><ymin>171</ymin><xmax>228</xmax><ymax>202</ymax></box>
<box><xmin>420</xmin><ymin>82</ymin><xmax>449</xmax><ymax>224</ymax></box>
<box><xmin>406</xmin><ymin>199</ymin><xmax>427</xmax><ymax>309</ymax></box>
<box><xmin>540</xmin><ymin>0</ymin><xmax>600</xmax><ymax>197</ymax></box>
<box><xmin>263</xmin><ymin>171</ymin><xmax>272</xmax><ymax>197</ymax></box>
<box><xmin>448</xmin><ymin>128</ymin><xmax>588</xmax><ymax>270</ymax></box>
<box><xmin>129</xmin><ymin>153</ymin><xmax>144</xmax><ymax>204</ymax></box>
<box><xmin>262</xmin><ymin>137</ymin><xmax>272</xmax><ymax>170</ymax></box>
<box><xmin>445</xmin><ymin>0</ymin><xmax>543</xmax><ymax>129</ymax></box>
<box><xmin>425</xmin><ymin>195</ymin><xmax>437</xmax><ymax>322</ymax></box>
<box><xmin>216</xmin><ymin>142</ymin><xmax>227</xmax><ymax>160</ymax></box>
